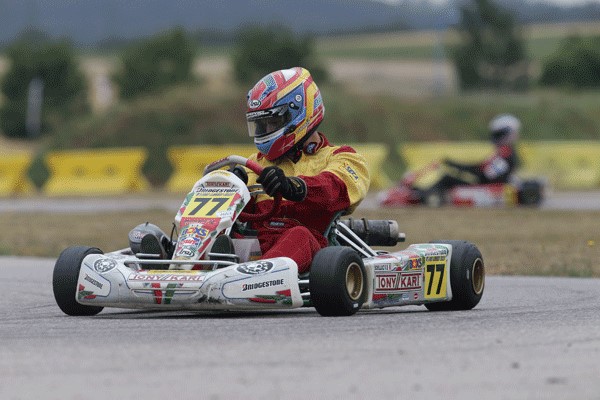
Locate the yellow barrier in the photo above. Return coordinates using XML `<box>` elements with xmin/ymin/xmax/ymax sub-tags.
<box><xmin>167</xmin><ymin>143</ymin><xmax>390</xmax><ymax>192</ymax></box>
<box><xmin>350</xmin><ymin>143</ymin><xmax>391</xmax><ymax>190</ymax></box>
<box><xmin>520</xmin><ymin>141</ymin><xmax>600</xmax><ymax>190</ymax></box>
<box><xmin>401</xmin><ymin>141</ymin><xmax>496</xmax><ymax>169</ymax></box>
<box><xmin>399</xmin><ymin>142</ymin><xmax>496</xmax><ymax>188</ymax></box>
<box><xmin>43</xmin><ymin>147</ymin><xmax>150</xmax><ymax>196</ymax></box>
<box><xmin>166</xmin><ymin>145</ymin><xmax>255</xmax><ymax>192</ymax></box>
<box><xmin>400</xmin><ymin>141</ymin><xmax>600</xmax><ymax>190</ymax></box>
<box><xmin>0</xmin><ymin>152</ymin><xmax>36</xmax><ymax>196</ymax></box>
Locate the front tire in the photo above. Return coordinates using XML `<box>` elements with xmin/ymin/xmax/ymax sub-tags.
<box><xmin>309</xmin><ymin>247</ymin><xmax>366</xmax><ymax>316</ymax></box>
<box><xmin>53</xmin><ymin>246</ymin><xmax>104</xmax><ymax>316</ymax></box>
<box><xmin>425</xmin><ymin>240</ymin><xmax>484</xmax><ymax>311</ymax></box>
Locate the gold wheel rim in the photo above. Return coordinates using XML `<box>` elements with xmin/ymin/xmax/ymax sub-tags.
<box><xmin>472</xmin><ymin>258</ymin><xmax>485</xmax><ymax>295</ymax></box>
<box><xmin>346</xmin><ymin>262</ymin><xmax>364</xmax><ymax>301</ymax></box>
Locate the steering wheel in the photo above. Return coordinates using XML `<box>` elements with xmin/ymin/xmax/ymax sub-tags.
<box><xmin>203</xmin><ymin>155</ymin><xmax>281</xmax><ymax>222</ymax></box>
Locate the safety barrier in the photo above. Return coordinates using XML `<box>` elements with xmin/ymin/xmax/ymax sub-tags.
<box><xmin>0</xmin><ymin>152</ymin><xmax>36</xmax><ymax>196</ymax></box>
<box><xmin>349</xmin><ymin>143</ymin><xmax>390</xmax><ymax>190</ymax></box>
<box><xmin>166</xmin><ymin>145</ymin><xmax>256</xmax><ymax>192</ymax></box>
<box><xmin>166</xmin><ymin>143</ymin><xmax>391</xmax><ymax>193</ymax></box>
<box><xmin>400</xmin><ymin>141</ymin><xmax>600</xmax><ymax>190</ymax></box>
<box><xmin>400</xmin><ymin>142</ymin><xmax>496</xmax><ymax>187</ymax></box>
<box><xmin>400</xmin><ymin>141</ymin><xmax>496</xmax><ymax>169</ymax></box>
<box><xmin>43</xmin><ymin>147</ymin><xmax>149</xmax><ymax>196</ymax></box>
<box><xmin>519</xmin><ymin>141</ymin><xmax>600</xmax><ymax>190</ymax></box>
<box><xmin>7</xmin><ymin>141</ymin><xmax>595</xmax><ymax>195</ymax></box>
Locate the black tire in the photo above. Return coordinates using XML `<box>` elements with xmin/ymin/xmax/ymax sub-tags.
<box><xmin>425</xmin><ymin>240</ymin><xmax>484</xmax><ymax>311</ymax></box>
<box><xmin>53</xmin><ymin>246</ymin><xmax>104</xmax><ymax>316</ymax></box>
<box><xmin>309</xmin><ymin>247</ymin><xmax>366</xmax><ymax>316</ymax></box>
<box><xmin>518</xmin><ymin>180</ymin><xmax>544</xmax><ymax>206</ymax></box>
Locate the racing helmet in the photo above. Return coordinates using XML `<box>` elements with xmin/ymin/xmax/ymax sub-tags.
<box><xmin>246</xmin><ymin>67</ymin><xmax>324</xmax><ymax>161</ymax></box>
<box><xmin>489</xmin><ymin>114</ymin><xmax>521</xmax><ymax>146</ymax></box>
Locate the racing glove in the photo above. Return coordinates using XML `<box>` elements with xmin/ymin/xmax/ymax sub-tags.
<box><xmin>257</xmin><ymin>166</ymin><xmax>307</xmax><ymax>202</ymax></box>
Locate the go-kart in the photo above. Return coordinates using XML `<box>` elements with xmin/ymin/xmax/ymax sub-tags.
<box><xmin>379</xmin><ymin>162</ymin><xmax>545</xmax><ymax>208</ymax></box>
<box><xmin>53</xmin><ymin>155</ymin><xmax>485</xmax><ymax>317</ymax></box>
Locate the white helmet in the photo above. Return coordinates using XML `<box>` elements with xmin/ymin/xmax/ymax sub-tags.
<box><xmin>489</xmin><ymin>114</ymin><xmax>520</xmax><ymax>145</ymax></box>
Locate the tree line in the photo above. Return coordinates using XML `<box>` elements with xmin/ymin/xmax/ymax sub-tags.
<box><xmin>1</xmin><ymin>0</ymin><xmax>600</xmax><ymax>139</ymax></box>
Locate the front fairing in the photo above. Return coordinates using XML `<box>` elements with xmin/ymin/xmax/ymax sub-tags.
<box><xmin>76</xmin><ymin>252</ymin><xmax>303</xmax><ymax>310</ymax></box>
<box><xmin>172</xmin><ymin>170</ymin><xmax>251</xmax><ymax>268</ymax></box>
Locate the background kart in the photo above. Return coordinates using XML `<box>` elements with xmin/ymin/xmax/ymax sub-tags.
<box><xmin>53</xmin><ymin>156</ymin><xmax>485</xmax><ymax>317</ymax></box>
<box><xmin>379</xmin><ymin>161</ymin><xmax>545</xmax><ymax>207</ymax></box>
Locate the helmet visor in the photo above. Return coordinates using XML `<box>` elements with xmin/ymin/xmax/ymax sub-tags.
<box><xmin>246</xmin><ymin>105</ymin><xmax>291</xmax><ymax>138</ymax></box>
<box><xmin>491</xmin><ymin>127</ymin><xmax>511</xmax><ymax>144</ymax></box>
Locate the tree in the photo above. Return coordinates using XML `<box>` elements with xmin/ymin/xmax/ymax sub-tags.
<box><xmin>114</xmin><ymin>28</ymin><xmax>196</xmax><ymax>99</ymax></box>
<box><xmin>451</xmin><ymin>0</ymin><xmax>528</xmax><ymax>91</ymax></box>
<box><xmin>540</xmin><ymin>35</ymin><xmax>600</xmax><ymax>88</ymax></box>
<box><xmin>232</xmin><ymin>25</ymin><xmax>327</xmax><ymax>85</ymax></box>
<box><xmin>0</xmin><ymin>35</ymin><xmax>87</xmax><ymax>138</ymax></box>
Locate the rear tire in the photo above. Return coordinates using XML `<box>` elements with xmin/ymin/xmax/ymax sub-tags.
<box><xmin>309</xmin><ymin>247</ymin><xmax>366</xmax><ymax>316</ymax></box>
<box><xmin>53</xmin><ymin>246</ymin><xmax>104</xmax><ymax>316</ymax></box>
<box><xmin>425</xmin><ymin>240</ymin><xmax>484</xmax><ymax>311</ymax></box>
<box><xmin>518</xmin><ymin>180</ymin><xmax>544</xmax><ymax>206</ymax></box>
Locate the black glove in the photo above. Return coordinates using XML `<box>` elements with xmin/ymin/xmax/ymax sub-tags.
<box><xmin>257</xmin><ymin>166</ymin><xmax>307</xmax><ymax>202</ymax></box>
<box><xmin>230</xmin><ymin>166</ymin><xmax>248</xmax><ymax>184</ymax></box>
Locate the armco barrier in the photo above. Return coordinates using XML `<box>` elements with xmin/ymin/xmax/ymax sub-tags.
<box><xmin>400</xmin><ymin>141</ymin><xmax>600</xmax><ymax>190</ymax></box>
<box><xmin>43</xmin><ymin>147</ymin><xmax>150</xmax><ymax>196</ymax></box>
<box><xmin>0</xmin><ymin>152</ymin><xmax>35</xmax><ymax>196</ymax></box>
<box><xmin>166</xmin><ymin>143</ymin><xmax>390</xmax><ymax>193</ymax></box>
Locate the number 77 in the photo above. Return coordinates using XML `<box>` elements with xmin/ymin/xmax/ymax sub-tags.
<box><xmin>426</xmin><ymin>263</ymin><xmax>445</xmax><ymax>296</ymax></box>
<box><xmin>190</xmin><ymin>197</ymin><xmax>228</xmax><ymax>216</ymax></box>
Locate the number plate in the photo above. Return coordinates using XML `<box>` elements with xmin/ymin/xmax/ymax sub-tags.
<box><xmin>181</xmin><ymin>194</ymin><xmax>236</xmax><ymax>218</ymax></box>
<box><xmin>424</xmin><ymin>261</ymin><xmax>448</xmax><ymax>299</ymax></box>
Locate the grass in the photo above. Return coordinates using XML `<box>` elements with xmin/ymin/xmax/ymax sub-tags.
<box><xmin>2</xmin><ymin>206</ymin><xmax>599</xmax><ymax>278</ymax></box>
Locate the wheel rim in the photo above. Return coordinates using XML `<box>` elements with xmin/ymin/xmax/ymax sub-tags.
<box><xmin>346</xmin><ymin>262</ymin><xmax>364</xmax><ymax>301</ymax></box>
<box><xmin>471</xmin><ymin>257</ymin><xmax>485</xmax><ymax>295</ymax></box>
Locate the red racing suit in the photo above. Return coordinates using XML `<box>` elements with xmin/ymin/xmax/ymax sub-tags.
<box><xmin>242</xmin><ymin>133</ymin><xmax>370</xmax><ymax>273</ymax></box>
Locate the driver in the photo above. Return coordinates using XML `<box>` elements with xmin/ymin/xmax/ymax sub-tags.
<box><xmin>422</xmin><ymin>114</ymin><xmax>521</xmax><ymax>204</ymax></box>
<box><xmin>232</xmin><ymin>67</ymin><xmax>370</xmax><ymax>274</ymax></box>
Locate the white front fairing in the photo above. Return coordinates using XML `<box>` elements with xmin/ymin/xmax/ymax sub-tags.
<box><xmin>76</xmin><ymin>253</ymin><xmax>303</xmax><ymax>310</ymax></box>
<box><xmin>172</xmin><ymin>170</ymin><xmax>251</xmax><ymax>269</ymax></box>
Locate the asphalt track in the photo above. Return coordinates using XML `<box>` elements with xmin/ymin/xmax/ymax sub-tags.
<box><xmin>1</xmin><ymin>192</ymin><xmax>599</xmax><ymax>399</ymax></box>
<box><xmin>1</xmin><ymin>257</ymin><xmax>599</xmax><ymax>400</ymax></box>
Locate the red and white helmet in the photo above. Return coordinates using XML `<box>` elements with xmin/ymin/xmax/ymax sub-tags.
<box><xmin>489</xmin><ymin>114</ymin><xmax>521</xmax><ymax>145</ymax></box>
<box><xmin>246</xmin><ymin>67</ymin><xmax>324</xmax><ymax>161</ymax></box>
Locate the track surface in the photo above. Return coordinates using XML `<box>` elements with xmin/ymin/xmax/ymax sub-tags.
<box><xmin>1</xmin><ymin>257</ymin><xmax>599</xmax><ymax>400</ymax></box>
